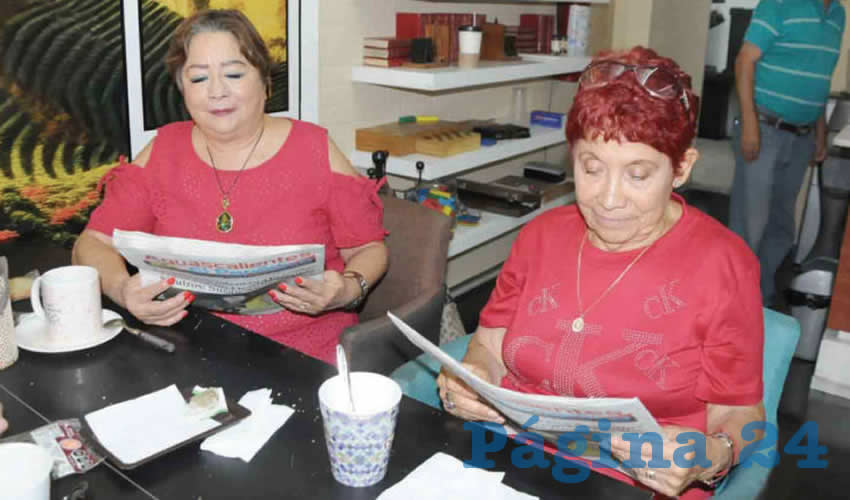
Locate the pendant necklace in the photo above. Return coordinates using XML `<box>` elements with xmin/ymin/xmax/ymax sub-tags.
<box><xmin>205</xmin><ymin>122</ymin><xmax>265</xmax><ymax>233</ymax></box>
<box><xmin>572</xmin><ymin>231</ymin><xmax>655</xmax><ymax>333</ymax></box>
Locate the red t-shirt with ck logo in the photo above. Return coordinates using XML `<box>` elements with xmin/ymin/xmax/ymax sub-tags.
<box><xmin>479</xmin><ymin>197</ymin><xmax>764</xmax><ymax>497</ymax></box>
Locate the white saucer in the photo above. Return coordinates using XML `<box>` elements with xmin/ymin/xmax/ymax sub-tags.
<box><xmin>16</xmin><ymin>309</ymin><xmax>124</xmax><ymax>353</ymax></box>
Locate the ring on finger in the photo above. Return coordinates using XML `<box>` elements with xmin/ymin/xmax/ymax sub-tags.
<box><xmin>444</xmin><ymin>391</ymin><xmax>456</xmax><ymax>411</ymax></box>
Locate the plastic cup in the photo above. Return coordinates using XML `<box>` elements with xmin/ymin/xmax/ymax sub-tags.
<box><xmin>458</xmin><ymin>25</ymin><xmax>482</xmax><ymax>68</ymax></box>
<box><xmin>0</xmin><ymin>442</ymin><xmax>53</xmax><ymax>499</ymax></box>
<box><xmin>318</xmin><ymin>372</ymin><xmax>402</xmax><ymax>487</ymax></box>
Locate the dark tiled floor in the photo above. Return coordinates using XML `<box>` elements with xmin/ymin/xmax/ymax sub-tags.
<box><xmin>454</xmin><ymin>188</ymin><xmax>850</xmax><ymax>499</ymax></box>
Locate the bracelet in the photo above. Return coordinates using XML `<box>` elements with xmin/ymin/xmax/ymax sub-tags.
<box><xmin>702</xmin><ymin>432</ymin><xmax>735</xmax><ymax>488</ymax></box>
<box><xmin>342</xmin><ymin>270</ymin><xmax>369</xmax><ymax>310</ymax></box>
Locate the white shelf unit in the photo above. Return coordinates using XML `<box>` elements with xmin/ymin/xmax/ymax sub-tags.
<box><xmin>349</xmin><ymin>13</ymin><xmax>591</xmax><ymax>282</ymax></box>
<box><xmin>449</xmin><ymin>193</ymin><xmax>574</xmax><ymax>257</ymax></box>
<box><xmin>351</xmin><ymin>55</ymin><xmax>590</xmax><ymax>92</ymax></box>
<box><xmin>350</xmin><ymin>122</ymin><xmax>566</xmax><ymax>180</ymax></box>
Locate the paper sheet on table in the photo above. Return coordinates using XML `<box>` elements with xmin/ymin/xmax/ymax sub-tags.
<box><xmin>85</xmin><ymin>385</ymin><xmax>221</xmax><ymax>465</ymax></box>
<box><xmin>200</xmin><ymin>388</ymin><xmax>294</xmax><ymax>462</ymax></box>
<box><xmin>378</xmin><ymin>452</ymin><xmax>537</xmax><ymax>500</ymax></box>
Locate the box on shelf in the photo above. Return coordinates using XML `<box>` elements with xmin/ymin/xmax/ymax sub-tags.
<box><xmin>524</xmin><ymin>161</ymin><xmax>568</xmax><ymax>183</ymax></box>
<box><xmin>481</xmin><ymin>22</ymin><xmax>506</xmax><ymax>61</ymax></box>
<box><xmin>355</xmin><ymin>120</ymin><xmax>481</xmax><ymax>157</ymax></box>
<box><xmin>426</xmin><ymin>23</ymin><xmax>451</xmax><ymax>64</ymax></box>
<box><xmin>529</xmin><ymin>110</ymin><xmax>565</xmax><ymax>129</ymax></box>
<box><xmin>396</xmin><ymin>12</ymin><xmax>486</xmax><ymax>63</ymax></box>
<box><xmin>456</xmin><ymin>176</ymin><xmax>544</xmax><ymax>217</ymax></box>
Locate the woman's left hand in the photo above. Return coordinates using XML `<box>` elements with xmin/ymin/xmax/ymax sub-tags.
<box><xmin>609</xmin><ymin>425</ymin><xmax>729</xmax><ymax>498</ymax></box>
<box><xmin>268</xmin><ymin>271</ymin><xmax>348</xmax><ymax>315</ymax></box>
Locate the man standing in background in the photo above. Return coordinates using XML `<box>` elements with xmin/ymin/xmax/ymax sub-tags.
<box><xmin>729</xmin><ymin>0</ymin><xmax>844</xmax><ymax>307</ymax></box>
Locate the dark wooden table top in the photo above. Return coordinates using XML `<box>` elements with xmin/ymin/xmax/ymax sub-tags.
<box><xmin>0</xmin><ymin>306</ymin><xmax>645</xmax><ymax>500</ymax></box>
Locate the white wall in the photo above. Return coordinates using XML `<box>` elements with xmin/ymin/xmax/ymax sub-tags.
<box><xmin>649</xmin><ymin>0</ymin><xmax>711</xmax><ymax>97</ymax></box>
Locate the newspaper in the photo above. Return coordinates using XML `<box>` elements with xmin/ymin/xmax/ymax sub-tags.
<box><xmin>388</xmin><ymin>312</ymin><xmax>663</xmax><ymax>471</ymax></box>
<box><xmin>114</xmin><ymin>230</ymin><xmax>324</xmax><ymax>315</ymax></box>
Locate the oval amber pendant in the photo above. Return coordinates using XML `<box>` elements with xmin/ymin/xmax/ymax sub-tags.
<box><xmin>217</xmin><ymin>211</ymin><xmax>233</xmax><ymax>233</ymax></box>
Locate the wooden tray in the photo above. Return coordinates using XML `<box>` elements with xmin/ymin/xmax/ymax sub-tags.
<box><xmin>416</xmin><ymin>130</ymin><xmax>481</xmax><ymax>157</ymax></box>
<box><xmin>355</xmin><ymin>120</ymin><xmax>481</xmax><ymax>157</ymax></box>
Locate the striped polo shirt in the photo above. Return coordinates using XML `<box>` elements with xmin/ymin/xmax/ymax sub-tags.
<box><xmin>745</xmin><ymin>0</ymin><xmax>845</xmax><ymax>125</ymax></box>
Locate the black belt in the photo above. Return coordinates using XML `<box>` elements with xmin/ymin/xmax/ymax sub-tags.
<box><xmin>758</xmin><ymin>113</ymin><xmax>813</xmax><ymax>136</ymax></box>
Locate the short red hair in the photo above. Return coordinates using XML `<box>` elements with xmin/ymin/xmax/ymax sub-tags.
<box><xmin>566</xmin><ymin>46</ymin><xmax>699</xmax><ymax>170</ymax></box>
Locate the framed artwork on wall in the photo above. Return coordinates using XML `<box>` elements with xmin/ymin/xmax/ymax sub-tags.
<box><xmin>0</xmin><ymin>0</ymin><xmax>132</xmax><ymax>246</ymax></box>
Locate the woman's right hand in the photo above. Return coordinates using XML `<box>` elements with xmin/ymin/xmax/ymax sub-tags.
<box><xmin>436</xmin><ymin>363</ymin><xmax>504</xmax><ymax>424</ymax></box>
<box><xmin>740</xmin><ymin>116</ymin><xmax>761</xmax><ymax>162</ymax></box>
<box><xmin>119</xmin><ymin>274</ymin><xmax>193</xmax><ymax>326</ymax></box>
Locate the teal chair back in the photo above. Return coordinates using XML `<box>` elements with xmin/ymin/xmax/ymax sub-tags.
<box><xmin>390</xmin><ymin>333</ymin><xmax>473</xmax><ymax>409</ymax></box>
<box><xmin>714</xmin><ymin>308</ymin><xmax>800</xmax><ymax>498</ymax></box>
<box><xmin>391</xmin><ymin>308</ymin><xmax>801</xmax><ymax>498</ymax></box>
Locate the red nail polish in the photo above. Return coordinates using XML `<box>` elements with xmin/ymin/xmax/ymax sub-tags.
<box><xmin>167</xmin><ymin>277</ymin><xmax>176</xmax><ymax>285</ymax></box>
<box><xmin>184</xmin><ymin>291</ymin><xmax>194</xmax><ymax>302</ymax></box>
<box><xmin>267</xmin><ymin>290</ymin><xmax>277</xmax><ymax>299</ymax></box>
<box><xmin>278</xmin><ymin>283</ymin><xmax>287</xmax><ymax>292</ymax></box>
<box><xmin>295</xmin><ymin>277</ymin><xmax>303</xmax><ymax>285</ymax></box>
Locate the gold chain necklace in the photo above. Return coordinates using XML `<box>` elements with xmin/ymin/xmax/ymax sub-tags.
<box><xmin>205</xmin><ymin>123</ymin><xmax>265</xmax><ymax>233</ymax></box>
<box><xmin>572</xmin><ymin>231</ymin><xmax>655</xmax><ymax>333</ymax></box>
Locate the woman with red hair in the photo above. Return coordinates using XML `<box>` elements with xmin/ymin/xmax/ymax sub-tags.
<box><xmin>437</xmin><ymin>47</ymin><xmax>765</xmax><ymax>498</ymax></box>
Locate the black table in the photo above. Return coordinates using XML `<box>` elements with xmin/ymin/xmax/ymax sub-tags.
<box><xmin>0</xmin><ymin>308</ymin><xmax>645</xmax><ymax>499</ymax></box>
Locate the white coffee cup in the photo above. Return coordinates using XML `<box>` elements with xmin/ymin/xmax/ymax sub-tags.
<box><xmin>0</xmin><ymin>442</ymin><xmax>53</xmax><ymax>500</ymax></box>
<box><xmin>30</xmin><ymin>266</ymin><xmax>102</xmax><ymax>345</ymax></box>
<box><xmin>458</xmin><ymin>25</ymin><xmax>482</xmax><ymax>68</ymax></box>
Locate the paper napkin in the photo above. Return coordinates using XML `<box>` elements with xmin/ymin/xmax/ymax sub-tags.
<box><xmin>200</xmin><ymin>388</ymin><xmax>294</xmax><ymax>462</ymax></box>
<box><xmin>85</xmin><ymin>385</ymin><xmax>221</xmax><ymax>465</ymax></box>
<box><xmin>378</xmin><ymin>452</ymin><xmax>538</xmax><ymax>500</ymax></box>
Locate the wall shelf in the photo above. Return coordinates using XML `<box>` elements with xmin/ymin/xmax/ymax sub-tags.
<box><xmin>351</xmin><ymin>55</ymin><xmax>590</xmax><ymax>92</ymax></box>
<box><xmin>448</xmin><ymin>193</ymin><xmax>575</xmax><ymax>257</ymax></box>
<box><xmin>350</xmin><ymin>122</ymin><xmax>565</xmax><ymax>180</ymax></box>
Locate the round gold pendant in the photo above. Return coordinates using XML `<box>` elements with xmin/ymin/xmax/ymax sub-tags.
<box><xmin>216</xmin><ymin>211</ymin><xmax>233</xmax><ymax>233</ymax></box>
<box><xmin>571</xmin><ymin>317</ymin><xmax>584</xmax><ymax>333</ymax></box>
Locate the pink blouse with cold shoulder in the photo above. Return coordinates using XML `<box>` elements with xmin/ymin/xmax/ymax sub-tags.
<box><xmin>87</xmin><ymin>120</ymin><xmax>386</xmax><ymax>364</ymax></box>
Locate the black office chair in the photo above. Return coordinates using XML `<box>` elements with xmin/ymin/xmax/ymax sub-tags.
<box><xmin>340</xmin><ymin>194</ymin><xmax>452</xmax><ymax>375</ymax></box>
